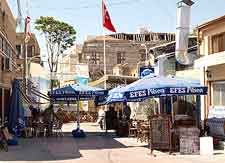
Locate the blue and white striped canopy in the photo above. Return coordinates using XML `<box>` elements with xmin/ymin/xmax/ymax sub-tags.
<box><xmin>48</xmin><ymin>84</ymin><xmax>108</xmax><ymax>101</ymax></box>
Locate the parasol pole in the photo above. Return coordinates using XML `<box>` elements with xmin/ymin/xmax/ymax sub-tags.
<box><xmin>171</xmin><ymin>96</ymin><xmax>174</xmax><ymax>123</ymax></box>
<box><xmin>77</xmin><ymin>96</ymin><xmax>80</xmax><ymax>130</ymax></box>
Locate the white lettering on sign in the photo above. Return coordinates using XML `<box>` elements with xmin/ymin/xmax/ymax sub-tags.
<box><xmin>129</xmin><ymin>90</ymin><xmax>147</xmax><ymax>98</ymax></box>
<box><xmin>187</xmin><ymin>88</ymin><xmax>204</xmax><ymax>94</ymax></box>
<box><xmin>148</xmin><ymin>88</ymin><xmax>165</xmax><ymax>95</ymax></box>
<box><xmin>170</xmin><ymin>88</ymin><xmax>186</xmax><ymax>94</ymax></box>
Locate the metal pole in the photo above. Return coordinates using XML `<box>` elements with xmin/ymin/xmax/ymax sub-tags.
<box><xmin>77</xmin><ymin>98</ymin><xmax>80</xmax><ymax>130</ymax></box>
<box><xmin>171</xmin><ymin>96</ymin><xmax>174</xmax><ymax>123</ymax></box>
<box><xmin>141</xmin><ymin>44</ymin><xmax>148</xmax><ymax>66</ymax></box>
<box><xmin>25</xmin><ymin>44</ymin><xmax>28</xmax><ymax>94</ymax></box>
<box><xmin>2</xmin><ymin>88</ymin><xmax>4</xmax><ymax>125</ymax></box>
<box><xmin>103</xmin><ymin>31</ymin><xmax>106</xmax><ymax>90</ymax></box>
<box><xmin>145</xmin><ymin>46</ymin><xmax>148</xmax><ymax>62</ymax></box>
<box><xmin>23</xmin><ymin>43</ymin><xmax>28</xmax><ymax>94</ymax></box>
<box><xmin>103</xmin><ymin>26</ymin><xmax>108</xmax><ymax>114</ymax></box>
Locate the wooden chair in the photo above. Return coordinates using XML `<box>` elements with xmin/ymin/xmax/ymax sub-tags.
<box><xmin>128</xmin><ymin>120</ymin><xmax>137</xmax><ymax>137</ymax></box>
<box><xmin>136</xmin><ymin>121</ymin><xmax>142</xmax><ymax>142</ymax></box>
<box><xmin>140</xmin><ymin>123</ymin><xmax>150</xmax><ymax>143</ymax></box>
<box><xmin>35</xmin><ymin>123</ymin><xmax>47</xmax><ymax>137</ymax></box>
<box><xmin>24</xmin><ymin>118</ymin><xmax>34</xmax><ymax>138</ymax></box>
<box><xmin>53</xmin><ymin>121</ymin><xmax>64</xmax><ymax>137</ymax></box>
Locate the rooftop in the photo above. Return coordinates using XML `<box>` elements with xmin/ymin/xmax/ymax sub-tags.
<box><xmin>198</xmin><ymin>14</ymin><xmax>225</xmax><ymax>30</ymax></box>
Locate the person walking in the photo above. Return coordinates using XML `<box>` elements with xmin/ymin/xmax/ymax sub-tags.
<box><xmin>96</xmin><ymin>107</ymin><xmax>105</xmax><ymax>130</ymax></box>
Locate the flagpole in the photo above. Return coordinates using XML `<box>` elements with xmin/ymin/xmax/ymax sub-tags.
<box><xmin>103</xmin><ymin>29</ymin><xmax>106</xmax><ymax>91</ymax></box>
<box><xmin>24</xmin><ymin>0</ymin><xmax>30</xmax><ymax>95</ymax></box>
<box><xmin>103</xmin><ymin>0</ymin><xmax>107</xmax><ymax>91</ymax></box>
<box><xmin>25</xmin><ymin>43</ymin><xmax>28</xmax><ymax>95</ymax></box>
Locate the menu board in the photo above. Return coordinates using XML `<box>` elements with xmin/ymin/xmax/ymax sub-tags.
<box><xmin>149</xmin><ymin>115</ymin><xmax>172</xmax><ymax>151</ymax></box>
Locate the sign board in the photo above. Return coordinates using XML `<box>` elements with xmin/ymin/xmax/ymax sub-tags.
<box><xmin>125</xmin><ymin>87</ymin><xmax>208</xmax><ymax>100</ymax></box>
<box><xmin>139</xmin><ymin>67</ymin><xmax>154</xmax><ymax>78</ymax></box>
<box><xmin>150</xmin><ymin>115</ymin><xmax>172</xmax><ymax>151</ymax></box>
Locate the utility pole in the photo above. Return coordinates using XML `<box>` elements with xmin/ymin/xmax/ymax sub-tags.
<box><xmin>23</xmin><ymin>0</ymin><xmax>30</xmax><ymax>94</ymax></box>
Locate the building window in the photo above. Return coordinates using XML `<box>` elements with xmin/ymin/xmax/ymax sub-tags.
<box><xmin>117</xmin><ymin>52</ymin><xmax>125</xmax><ymax>64</ymax></box>
<box><xmin>90</xmin><ymin>52</ymin><xmax>100</xmax><ymax>64</ymax></box>
<box><xmin>2</xmin><ymin>39</ymin><xmax>6</xmax><ymax>54</ymax></box>
<box><xmin>212</xmin><ymin>32</ymin><xmax>225</xmax><ymax>54</ymax></box>
<box><xmin>212</xmin><ymin>81</ymin><xmax>225</xmax><ymax>106</ymax></box>
<box><xmin>3</xmin><ymin>43</ymin><xmax>12</xmax><ymax>71</ymax></box>
<box><xmin>0</xmin><ymin>37</ymin><xmax>3</xmax><ymax>50</ymax></box>
<box><xmin>27</xmin><ymin>45</ymin><xmax>35</xmax><ymax>57</ymax></box>
<box><xmin>16</xmin><ymin>45</ymin><xmax>22</xmax><ymax>58</ymax></box>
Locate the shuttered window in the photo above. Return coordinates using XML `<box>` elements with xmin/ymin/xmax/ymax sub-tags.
<box><xmin>212</xmin><ymin>32</ymin><xmax>225</xmax><ymax>54</ymax></box>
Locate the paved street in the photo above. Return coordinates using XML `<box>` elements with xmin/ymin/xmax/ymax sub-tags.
<box><xmin>0</xmin><ymin>123</ymin><xmax>225</xmax><ymax>163</ymax></box>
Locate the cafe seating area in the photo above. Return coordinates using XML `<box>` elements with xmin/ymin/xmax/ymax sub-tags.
<box><xmin>128</xmin><ymin>120</ymin><xmax>150</xmax><ymax>143</ymax></box>
<box><xmin>22</xmin><ymin>117</ymin><xmax>64</xmax><ymax>138</ymax></box>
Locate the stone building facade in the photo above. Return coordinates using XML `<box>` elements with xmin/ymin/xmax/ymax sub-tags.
<box><xmin>81</xmin><ymin>32</ymin><xmax>175</xmax><ymax>81</ymax></box>
<box><xmin>0</xmin><ymin>0</ymin><xmax>17</xmax><ymax>123</ymax></box>
<box><xmin>59</xmin><ymin>44</ymin><xmax>84</xmax><ymax>86</ymax></box>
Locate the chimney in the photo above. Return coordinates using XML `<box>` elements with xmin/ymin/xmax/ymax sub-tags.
<box><xmin>175</xmin><ymin>0</ymin><xmax>194</xmax><ymax>65</ymax></box>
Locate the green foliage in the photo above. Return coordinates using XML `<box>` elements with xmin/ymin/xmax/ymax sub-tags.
<box><xmin>35</xmin><ymin>16</ymin><xmax>76</xmax><ymax>91</ymax></box>
<box><xmin>35</xmin><ymin>16</ymin><xmax>76</xmax><ymax>52</ymax></box>
<box><xmin>59</xmin><ymin>102</ymin><xmax>64</xmax><ymax>109</ymax></box>
<box><xmin>143</xmin><ymin>99</ymin><xmax>155</xmax><ymax>117</ymax></box>
<box><xmin>34</xmin><ymin>16</ymin><xmax>76</xmax><ymax>73</ymax></box>
<box><xmin>52</xmin><ymin>79</ymin><xmax>60</xmax><ymax>88</ymax></box>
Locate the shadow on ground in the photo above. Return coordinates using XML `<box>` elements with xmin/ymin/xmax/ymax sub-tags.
<box><xmin>0</xmin><ymin>130</ymin><xmax>147</xmax><ymax>161</ymax></box>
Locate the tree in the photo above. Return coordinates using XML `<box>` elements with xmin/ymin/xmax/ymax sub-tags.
<box><xmin>35</xmin><ymin>16</ymin><xmax>76</xmax><ymax>90</ymax></box>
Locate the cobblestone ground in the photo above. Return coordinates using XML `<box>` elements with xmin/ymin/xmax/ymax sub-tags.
<box><xmin>0</xmin><ymin>123</ymin><xmax>224</xmax><ymax>163</ymax></box>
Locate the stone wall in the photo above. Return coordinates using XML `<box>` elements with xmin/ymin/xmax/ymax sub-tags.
<box><xmin>82</xmin><ymin>34</ymin><xmax>174</xmax><ymax>81</ymax></box>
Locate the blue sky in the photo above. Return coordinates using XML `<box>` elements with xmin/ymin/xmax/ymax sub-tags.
<box><xmin>8</xmin><ymin>0</ymin><xmax>225</xmax><ymax>58</ymax></box>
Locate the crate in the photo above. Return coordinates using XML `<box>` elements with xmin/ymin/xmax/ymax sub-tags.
<box><xmin>180</xmin><ymin>135</ymin><xmax>200</xmax><ymax>154</ymax></box>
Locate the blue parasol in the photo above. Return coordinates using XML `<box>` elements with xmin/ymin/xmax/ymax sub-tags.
<box><xmin>7</xmin><ymin>79</ymin><xmax>25</xmax><ymax>135</ymax></box>
<box><xmin>48</xmin><ymin>84</ymin><xmax>108</xmax><ymax>138</ymax></box>
<box><xmin>123</xmin><ymin>74</ymin><xmax>207</xmax><ymax>101</ymax></box>
<box><xmin>96</xmin><ymin>86</ymin><xmax>145</xmax><ymax>105</ymax></box>
<box><xmin>95</xmin><ymin>74</ymin><xmax>207</xmax><ymax>106</ymax></box>
<box><xmin>48</xmin><ymin>83</ymin><xmax>107</xmax><ymax>101</ymax></box>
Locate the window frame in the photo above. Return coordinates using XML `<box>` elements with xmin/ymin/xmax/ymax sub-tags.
<box><xmin>117</xmin><ymin>51</ymin><xmax>126</xmax><ymax>64</ymax></box>
<box><xmin>211</xmin><ymin>32</ymin><xmax>225</xmax><ymax>54</ymax></box>
<box><xmin>211</xmin><ymin>81</ymin><xmax>225</xmax><ymax>106</ymax></box>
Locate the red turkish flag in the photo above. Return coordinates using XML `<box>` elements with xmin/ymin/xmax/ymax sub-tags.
<box><xmin>102</xmin><ymin>0</ymin><xmax>116</xmax><ymax>32</ymax></box>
